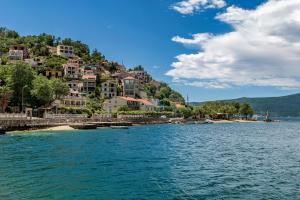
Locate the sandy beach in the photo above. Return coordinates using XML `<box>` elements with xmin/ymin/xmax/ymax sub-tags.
<box><xmin>211</xmin><ymin>119</ymin><xmax>259</xmax><ymax>124</ymax></box>
<box><xmin>39</xmin><ymin>125</ymin><xmax>74</xmax><ymax>131</ymax></box>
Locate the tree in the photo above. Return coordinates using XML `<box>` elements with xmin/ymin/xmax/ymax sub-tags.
<box><xmin>178</xmin><ymin>107</ymin><xmax>193</xmax><ymax>118</ymax></box>
<box><xmin>118</xmin><ymin>105</ymin><xmax>129</xmax><ymax>112</ymax></box>
<box><xmin>193</xmin><ymin>106</ymin><xmax>206</xmax><ymax>118</ymax></box>
<box><xmin>10</xmin><ymin>62</ymin><xmax>35</xmax><ymax>108</ymax></box>
<box><xmin>50</xmin><ymin>78</ymin><xmax>69</xmax><ymax>99</ymax></box>
<box><xmin>0</xmin><ymin>56</ymin><xmax>8</xmax><ymax>65</ymax></box>
<box><xmin>129</xmin><ymin>65</ymin><xmax>144</xmax><ymax>71</ymax></box>
<box><xmin>86</xmin><ymin>97</ymin><xmax>102</xmax><ymax>113</ymax></box>
<box><xmin>42</xmin><ymin>55</ymin><xmax>67</xmax><ymax>70</ymax></box>
<box><xmin>159</xmin><ymin>99</ymin><xmax>171</xmax><ymax>107</ymax></box>
<box><xmin>239</xmin><ymin>103</ymin><xmax>254</xmax><ymax>119</ymax></box>
<box><xmin>31</xmin><ymin>75</ymin><xmax>54</xmax><ymax>106</ymax></box>
<box><xmin>89</xmin><ymin>49</ymin><xmax>105</xmax><ymax>64</ymax></box>
<box><xmin>0</xmin><ymin>86</ymin><xmax>11</xmax><ymax>112</ymax></box>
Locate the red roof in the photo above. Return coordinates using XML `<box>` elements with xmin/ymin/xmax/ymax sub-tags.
<box><xmin>82</xmin><ymin>75</ymin><xmax>96</xmax><ymax>80</ymax></box>
<box><xmin>123</xmin><ymin>76</ymin><xmax>135</xmax><ymax>80</ymax></box>
<box><xmin>120</xmin><ymin>97</ymin><xmax>154</xmax><ymax>106</ymax></box>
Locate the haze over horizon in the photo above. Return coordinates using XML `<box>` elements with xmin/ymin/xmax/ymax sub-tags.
<box><xmin>1</xmin><ymin>0</ymin><xmax>300</xmax><ymax>101</ymax></box>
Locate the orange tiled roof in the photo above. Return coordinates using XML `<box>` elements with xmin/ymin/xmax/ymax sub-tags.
<box><xmin>123</xmin><ymin>76</ymin><xmax>135</xmax><ymax>80</ymax></box>
<box><xmin>82</xmin><ymin>75</ymin><xmax>96</xmax><ymax>80</ymax></box>
<box><xmin>120</xmin><ymin>97</ymin><xmax>154</xmax><ymax>106</ymax></box>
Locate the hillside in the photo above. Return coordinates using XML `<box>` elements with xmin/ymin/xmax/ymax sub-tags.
<box><xmin>191</xmin><ymin>93</ymin><xmax>300</xmax><ymax>117</ymax></box>
<box><xmin>0</xmin><ymin>27</ymin><xmax>185</xmax><ymax>114</ymax></box>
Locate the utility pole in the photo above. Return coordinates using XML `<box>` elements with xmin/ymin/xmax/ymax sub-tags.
<box><xmin>21</xmin><ymin>85</ymin><xmax>28</xmax><ymax>113</ymax></box>
<box><xmin>186</xmin><ymin>94</ymin><xmax>189</xmax><ymax>106</ymax></box>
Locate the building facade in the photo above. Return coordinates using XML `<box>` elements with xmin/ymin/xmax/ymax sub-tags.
<box><xmin>122</xmin><ymin>76</ymin><xmax>140</xmax><ymax>98</ymax></box>
<box><xmin>82</xmin><ymin>75</ymin><xmax>96</xmax><ymax>94</ymax></box>
<box><xmin>67</xmin><ymin>80</ymin><xmax>83</xmax><ymax>92</ymax></box>
<box><xmin>8</xmin><ymin>50</ymin><xmax>24</xmax><ymax>60</ymax></box>
<box><xmin>102</xmin><ymin>96</ymin><xmax>155</xmax><ymax>113</ymax></box>
<box><xmin>45</xmin><ymin>69</ymin><xmax>63</xmax><ymax>79</ymax></box>
<box><xmin>129</xmin><ymin>70</ymin><xmax>147</xmax><ymax>86</ymax></box>
<box><xmin>57</xmin><ymin>45</ymin><xmax>74</xmax><ymax>58</ymax></box>
<box><xmin>63</xmin><ymin>63</ymin><xmax>81</xmax><ymax>79</ymax></box>
<box><xmin>9</xmin><ymin>45</ymin><xmax>29</xmax><ymax>60</ymax></box>
<box><xmin>101</xmin><ymin>81</ymin><xmax>117</xmax><ymax>98</ymax></box>
<box><xmin>59</xmin><ymin>93</ymin><xmax>87</xmax><ymax>108</ymax></box>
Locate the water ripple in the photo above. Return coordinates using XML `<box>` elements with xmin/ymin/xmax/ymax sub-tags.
<box><xmin>1</xmin><ymin>122</ymin><xmax>300</xmax><ymax>199</ymax></box>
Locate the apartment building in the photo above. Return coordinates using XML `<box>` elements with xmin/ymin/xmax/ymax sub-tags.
<box><xmin>101</xmin><ymin>81</ymin><xmax>117</xmax><ymax>98</ymax></box>
<box><xmin>57</xmin><ymin>45</ymin><xmax>74</xmax><ymax>58</ymax></box>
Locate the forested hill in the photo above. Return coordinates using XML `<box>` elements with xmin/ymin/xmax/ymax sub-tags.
<box><xmin>191</xmin><ymin>93</ymin><xmax>300</xmax><ymax>117</ymax></box>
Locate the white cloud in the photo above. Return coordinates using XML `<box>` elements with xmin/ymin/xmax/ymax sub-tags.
<box><xmin>167</xmin><ymin>0</ymin><xmax>300</xmax><ymax>89</ymax></box>
<box><xmin>172</xmin><ymin>33</ymin><xmax>213</xmax><ymax>48</ymax></box>
<box><xmin>172</xmin><ymin>0</ymin><xmax>227</xmax><ymax>14</ymax></box>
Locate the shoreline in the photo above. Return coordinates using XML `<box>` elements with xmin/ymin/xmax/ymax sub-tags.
<box><xmin>4</xmin><ymin>119</ymin><xmax>262</xmax><ymax>134</ymax></box>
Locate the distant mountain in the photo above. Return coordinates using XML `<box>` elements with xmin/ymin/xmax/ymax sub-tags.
<box><xmin>191</xmin><ymin>93</ymin><xmax>300</xmax><ymax>117</ymax></box>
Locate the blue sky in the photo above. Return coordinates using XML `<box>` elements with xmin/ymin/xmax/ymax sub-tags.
<box><xmin>1</xmin><ymin>0</ymin><xmax>300</xmax><ymax>101</ymax></box>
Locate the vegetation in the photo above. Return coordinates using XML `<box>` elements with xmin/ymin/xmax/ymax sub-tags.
<box><xmin>174</xmin><ymin>102</ymin><xmax>254</xmax><ymax>119</ymax></box>
<box><xmin>191</xmin><ymin>93</ymin><xmax>300</xmax><ymax>117</ymax></box>
<box><xmin>144</xmin><ymin>82</ymin><xmax>185</xmax><ymax>105</ymax></box>
<box><xmin>0</xmin><ymin>27</ymin><xmax>186</xmax><ymax>116</ymax></box>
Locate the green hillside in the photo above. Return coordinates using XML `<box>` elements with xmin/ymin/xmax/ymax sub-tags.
<box><xmin>191</xmin><ymin>93</ymin><xmax>300</xmax><ymax>117</ymax></box>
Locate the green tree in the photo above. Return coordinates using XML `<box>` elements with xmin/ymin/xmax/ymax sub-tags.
<box><xmin>118</xmin><ymin>105</ymin><xmax>130</xmax><ymax>112</ymax></box>
<box><xmin>0</xmin><ymin>86</ymin><xmax>11</xmax><ymax>112</ymax></box>
<box><xmin>11</xmin><ymin>62</ymin><xmax>35</xmax><ymax>108</ymax></box>
<box><xmin>86</xmin><ymin>97</ymin><xmax>102</xmax><ymax>113</ymax></box>
<box><xmin>89</xmin><ymin>49</ymin><xmax>105</xmax><ymax>64</ymax></box>
<box><xmin>31</xmin><ymin>75</ymin><xmax>54</xmax><ymax>105</ymax></box>
<box><xmin>239</xmin><ymin>103</ymin><xmax>254</xmax><ymax>119</ymax></box>
<box><xmin>178</xmin><ymin>107</ymin><xmax>193</xmax><ymax>118</ymax></box>
<box><xmin>42</xmin><ymin>55</ymin><xmax>67</xmax><ymax>70</ymax></box>
<box><xmin>159</xmin><ymin>99</ymin><xmax>171</xmax><ymax>107</ymax></box>
<box><xmin>50</xmin><ymin>78</ymin><xmax>69</xmax><ymax>99</ymax></box>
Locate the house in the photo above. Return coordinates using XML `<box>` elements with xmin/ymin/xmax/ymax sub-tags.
<box><xmin>137</xmin><ymin>98</ymin><xmax>156</xmax><ymax>111</ymax></box>
<box><xmin>8</xmin><ymin>50</ymin><xmax>24</xmax><ymax>60</ymax></box>
<box><xmin>67</xmin><ymin>80</ymin><xmax>83</xmax><ymax>92</ymax></box>
<box><xmin>68</xmin><ymin>57</ymin><xmax>84</xmax><ymax>66</ymax></box>
<box><xmin>102</xmin><ymin>96</ymin><xmax>155</xmax><ymax>113</ymax></box>
<box><xmin>101</xmin><ymin>81</ymin><xmax>117</xmax><ymax>98</ymax></box>
<box><xmin>81</xmin><ymin>66</ymin><xmax>97</xmax><ymax>76</ymax></box>
<box><xmin>129</xmin><ymin>70</ymin><xmax>148</xmax><ymax>86</ymax></box>
<box><xmin>45</xmin><ymin>68</ymin><xmax>63</xmax><ymax>78</ymax></box>
<box><xmin>63</xmin><ymin>63</ymin><xmax>81</xmax><ymax>79</ymax></box>
<box><xmin>111</xmin><ymin>71</ymin><xmax>130</xmax><ymax>84</ymax></box>
<box><xmin>57</xmin><ymin>90</ymin><xmax>87</xmax><ymax>108</ymax></box>
<box><xmin>57</xmin><ymin>45</ymin><xmax>74</xmax><ymax>58</ymax></box>
<box><xmin>25</xmin><ymin>57</ymin><xmax>45</xmax><ymax>69</ymax></box>
<box><xmin>122</xmin><ymin>76</ymin><xmax>140</xmax><ymax>98</ymax></box>
<box><xmin>48</xmin><ymin>46</ymin><xmax>57</xmax><ymax>55</ymax></box>
<box><xmin>82</xmin><ymin>74</ymin><xmax>96</xmax><ymax>94</ymax></box>
<box><xmin>8</xmin><ymin>45</ymin><xmax>29</xmax><ymax>60</ymax></box>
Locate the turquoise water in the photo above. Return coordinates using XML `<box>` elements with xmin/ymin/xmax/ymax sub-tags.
<box><xmin>1</xmin><ymin>121</ymin><xmax>300</xmax><ymax>199</ymax></box>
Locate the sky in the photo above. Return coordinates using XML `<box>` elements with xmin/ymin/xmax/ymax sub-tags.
<box><xmin>1</xmin><ymin>0</ymin><xmax>300</xmax><ymax>101</ymax></box>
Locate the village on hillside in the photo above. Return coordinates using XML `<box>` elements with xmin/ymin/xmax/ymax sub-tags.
<box><xmin>0</xmin><ymin>28</ymin><xmax>186</xmax><ymax>120</ymax></box>
<box><xmin>0</xmin><ymin>28</ymin><xmax>254</xmax><ymax>131</ymax></box>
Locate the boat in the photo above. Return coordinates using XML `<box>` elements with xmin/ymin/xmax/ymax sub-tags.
<box><xmin>264</xmin><ymin>111</ymin><xmax>276</xmax><ymax>122</ymax></box>
<box><xmin>111</xmin><ymin>126</ymin><xmax>129</xmax><ymax>129</ymax></box>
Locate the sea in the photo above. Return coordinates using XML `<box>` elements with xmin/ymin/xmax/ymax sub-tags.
<box><xmin>1</xmin><ymin>119</ymin><xmax>300</xmax><ymax>199</ymax></box>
